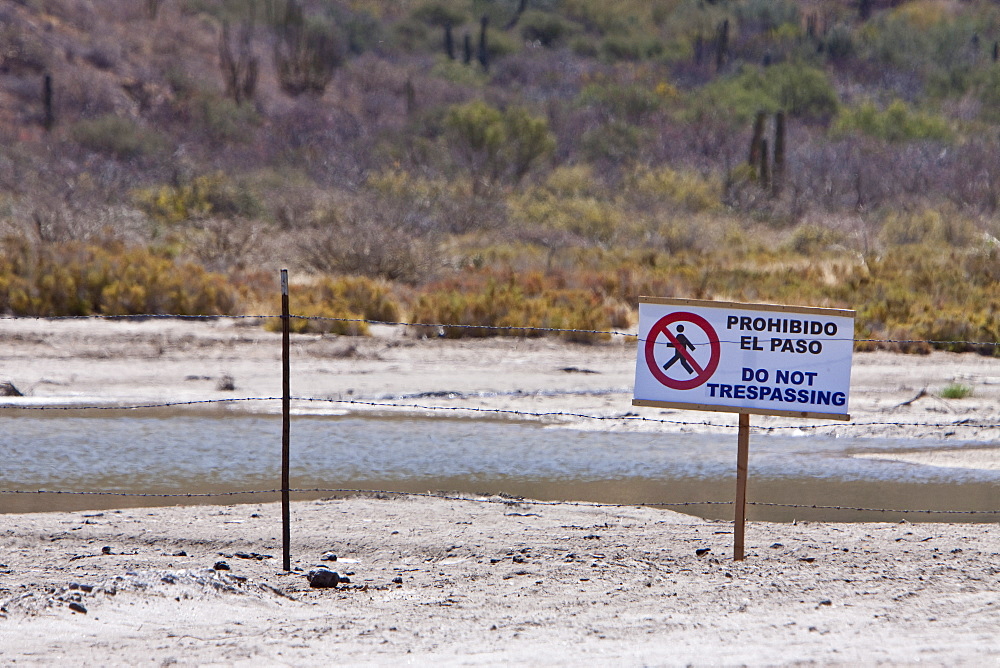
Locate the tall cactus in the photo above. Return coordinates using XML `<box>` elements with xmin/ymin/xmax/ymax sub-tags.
<box><xmin>444</xmin><ymin>23</ymin><xmax>455</xmax><ymax>60</ymax></box>
<box><xmin>43</xmin><ymin>73</ymin><xmax>54</xmax><ymax>131</ymax></box>
<box><xmin>759</xmin><ymin>138</ymin><xmax>770</xmax><ymax>191</ymax></box>
<box><xmin>748</xmin><ymin>111</ymin><xmax>766</xmax><ymax>174</ymax></box>
<box><xmin>772</xmin><ymin>111</ymin><xmax>786</xmax><ymax>198</ymax></box>
<box><xmin>478</xmin><ymin>15</ymin><xmax>490</xmax><ymax>71</ymax></box>
<box><xmin>220</xmin><ymin>20</ymin><xmax>258</xmax><ymax>104</ymax></box>
<box><xmin>715</xmin><ymin>19</ymin><xmax>729</xmax><ymax>72</ymax></box>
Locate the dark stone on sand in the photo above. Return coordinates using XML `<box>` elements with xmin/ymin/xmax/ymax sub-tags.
<box><xmin>392</xmin><ymin>576</ymin><xmax>403</xmax><ymax>584</ymax></box>
<box><xmin>695</xmin><ymin>548</ymin><xmax>711</xmax><ymax>557</ymax></box>
<box><xmin>0</xmin><ymin>381</ymin><xmax>22</xmax><ymax>396</ymax></box>
<box><xmin>213</xmin><ymin>561</ymin><xmax>231</xmax><ymax>571</ymax></box>
<box><xmin>173</xmin><ymin>550</ymin><xmax>187</xmax><ymax>557</ymax></box>
<box><xmin>307</xmin><ymin>569</ymin><xmax>341</xmax><ymax>588</ymax></box>
<box><xmin>101</xmin><ymin>546</ymin><xmax>112</xmax><ymax>555</ymax></box>
<box><xmin>68</xmin><ymin>602</ymin><xmax>87</xmax><ymax>614</ymax></box>
<box><xmin>320</xmin><ymin>552</ymin><xmax>338</xmax><ymax>562</ymax></box>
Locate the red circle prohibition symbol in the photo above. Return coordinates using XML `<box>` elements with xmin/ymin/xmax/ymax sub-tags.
<box><xmin>644</xmin><ymin>311</ymin><xmax>721</xmax><ymax>390</ymax></box>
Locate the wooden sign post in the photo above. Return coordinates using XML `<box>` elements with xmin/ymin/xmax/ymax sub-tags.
<box><xmin>632</xmin><ymin>297</ymin><xmax>855</xmax><ymax>561</ymax></box>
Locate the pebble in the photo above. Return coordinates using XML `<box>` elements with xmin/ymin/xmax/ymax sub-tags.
<box><xmin>307</xmin><ymin>569</ymin><xmax>342</xmax><ymax>588</ymax></box>
<box><xmin>320</xmin><ymin>552</ymin><xmax>338</xmax><ymax>562</ymax></box>
<box><xmin>68</xmin><ymin>602</ymin><xmax>87</xmax><ymax>614</ymax></box>
<box><xmin>213</xmin><ymin>561</ymin><xmax>231</xmax><ymax>571</ymax></box>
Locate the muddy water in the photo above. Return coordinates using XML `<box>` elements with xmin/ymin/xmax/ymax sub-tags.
<box><xmin>3</xmin><ymin>413</ymin><xmax>998</xmax><ymax>521</ymax></box>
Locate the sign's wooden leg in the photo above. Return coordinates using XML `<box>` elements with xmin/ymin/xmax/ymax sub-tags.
<box><xmin>734</xmin><ymin>412</ymin><xmax>750</xmax><ymax>561</ymax></box>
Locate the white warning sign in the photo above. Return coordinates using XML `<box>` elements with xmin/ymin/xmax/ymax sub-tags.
<box><xmin>633</xmin><ymin>297</ymin><xmax>855</xmax><ymax>420</ymax></box>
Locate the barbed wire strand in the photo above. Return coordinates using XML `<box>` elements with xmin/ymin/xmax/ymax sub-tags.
<box><xmin>1</xmin><ymin>312</ymin><xmax>998</xmax><ymax>348</ymax></box>
<box><xmin>0</xmin><ymin>487</ymin><xmax>995</xmax><ymax>515</ymax></box>
<box><xmin>4</xmin><ymin>395</ymin><xmax>1000</xmax><ymax>433</ymax></box>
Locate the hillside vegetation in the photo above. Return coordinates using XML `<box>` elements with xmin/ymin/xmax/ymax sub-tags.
<box><xmin>3</xmin><ymin>0</ymin><xmax>1000</xmax><ymax>351</ymax></box>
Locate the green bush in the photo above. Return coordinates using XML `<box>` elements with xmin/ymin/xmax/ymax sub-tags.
<box><xmin>520</xmin><ymin>9</ymin><xmax>576</xmax><ymax>47</ymax></box>
<box><xmin>696</xmin><ymin>63</ymin><xmax>839</xmax><ymax>123</ymax></box>
<box><xmin>411</xmin><ymin>0</ymin><xmax>468</xmax><ymax>28</ymax></box>
<box><xmin>831</xmin><ymin>100</ymin><xmax>952</xmax><ymax>143</ymax></box>
<box><xmin>879</xmin><ymin>209</ymin><xmax>978</xmax><ymax>247</ymax></box>
<box><xmin>600</xmin><ymin>34</ymin><xmax>664</xmax><ymax>62</ymax></box>
<box><xmin>135</xmin><ymin>173</ymin><xmax>263</xmax><ymax>225</ymax></box>
<box><xmin>735</xmin><ymin>0</ymin><xmax>800</xmax><ymax>31</ymax></box>
<box><xmin>577</xmin><ymin>83</ymin><xmax>665</xmax><ymax>124</ymax></box>
<box><xmin>445</xmin><ymin>100</ymin><xmax>555</xmax><ymax>188</ymax></box>
<box><xmin>940</xmin><ymin>382</ymin><xmax>973</xmax><ymax>399</ymax></box>
<box><xmin>70</xmin><ymin>115</ymin><xmax>165</xmax><ymax>159</ymax></box>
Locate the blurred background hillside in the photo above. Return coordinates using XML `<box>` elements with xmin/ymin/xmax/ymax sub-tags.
<box><xmin>3</xmin><ymin>0</ymin><xmax>1000</xmax><ymax>350</ymax></box>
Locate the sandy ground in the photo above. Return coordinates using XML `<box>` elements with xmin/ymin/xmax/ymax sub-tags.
<box><xmin>1</xmin><ymin>496</ymin><xmax>998</xmax><ymax>666</ymax></box>
<box><xmin>2</xmin><ymin>317</ymin><xmax>1000</xmax><ymax>665</ymax></box>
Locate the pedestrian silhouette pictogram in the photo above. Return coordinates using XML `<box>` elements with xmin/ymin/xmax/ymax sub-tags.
<box><xmin>662</xmin><ymin>325</ymin><xmax>696</xmax><ymax>374</ymax></box>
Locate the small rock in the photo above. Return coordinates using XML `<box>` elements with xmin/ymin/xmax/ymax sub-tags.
<box><xmin>320</xmin><ymin>552</ymin><xmax>338</xmax><ymax>562</ymax></box>
<box><xmin>307</xmin><ymin>569</ymin><xmax>341</xmax><ymax>588</ymax></box>
<box><xmin>68</xmin><ymin>602</ymin><xmax>87</xmax><ymax>614</ymax></box>
<box><xmin>392</xmin><ymin>576</ymin><xmax>403</xmax><ymax>584</ymax></box>
<box><xmin>0</xmin><ymin>381</ymin><xmax>23</xmax><ymax>397</ymax></box>
<box><xmin>173</xmin><ymin>550</ymin><xmax>187</xmax><ymax>557</ymax></box>
<box><xmin>819</xmin><ymin>599</ymin><xmax>832</xmax><ymax>606</ymax></box>
<box><xmin>695</xmin><ymin>548</ymin><xmax>711</xmax><ymax>557</ymax></box>
<box><xmin>216</xmin><ymin>374</ymin><xmax>236</xmax><ymax>391</ymax></box>
<box><xmin>101</xmin><ymin>546</ymin><xmax>112</xmax><ymax>555</ymax></box>
<box><xmin>770</xmin><ymin>543</ymin><xmax>783</xmax><ymax>549</ymax></box>
<box><xmin>213</xmin><ymin>561</ymin><xmax>231</xmax><ymax>571</ymax></box>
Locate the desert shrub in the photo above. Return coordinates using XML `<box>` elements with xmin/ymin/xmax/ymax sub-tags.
<box><xmin>411</xmin><ymin>0</ymin><xmax>468</xmax><ymax>28</ymax></box>
<box><xmin>70</xmin><ymin>115</ymin><xmax>166</xmax><ymax>159</ymax></box>
<box><xmin>135</xmin><ymin>173</ymin><xmax>263</xmax><ymax>225</ymax></box>
<box><xmin>0</xmin><ymin>236</ymin><xmax>238</xmax><ymax>316</ymax></box>
<box><xmin>735</xmin><ymin>0</ymin><xmax>799</xmax><ymax>32</ymax></box>
<box><xmin>272</xmin><ymin>2</ymin><xmax>347</xmax><ymax>96</ymax></box>
<box><xmin>520</xmin><ymin>10</ymin><xmax>576</xmax><ymax>47</ymax></box>
<box><xmin>409</xmin><ymin>273</ymin><xmax>615</xmax><ymax>342</ymax></box>
<box><xmin>696</xmin><ymin>62</ymin><xmax>839</xmax><ymax>123</ymax></box>
<box><xmin>831</xmin><ymin>100</ymin><xmax>952</xmax><ymax>143</ymax></box>
<box><xmin>184</xmin><ymin>92</ymin><xmax>261</xmax><ymax>143</ymax></box>
<box><xmin>974</xmin><ymin>64</ymin><xmax>1000</xmax><ymax>122</ymax></box>
<box><xmin>600</xmin><ymin>34</ymin><xmax>664</xmax><ymax>62</ymax></box>
<box><xmin>940</xmin><ymin>382</ymin><xmax>973</xmax><ymax>399</ymax></box>
<box><xmin>298</xmin><ymin>196</ymin><xmax>440</xmax><ymax>283</ymax></box>
<box><xmin>879</xmin><ymin>209</ymin><xmax>978</xmax><ymax>247</ymax></box>
<box><xmin>577</xmin><ymin>83</ymin><xmax>665</xmax><ymax>125</ymax></box>
<box><xmin>514</xmin><ymin>186</ymin><xmax>623</xmax><ymax>246</ymax></box>
<box><xmin>0</xmin><ymin>24</ymin><xmax>50</xmax><ymax>74</ymax></box>
<box><xmin>630</xmin><ymin>166</ymin><xmax>722</xmax><ymax>213</ymax></box>
<box><xmin>264</xmin><ymin>275</ymin><xmax>400</xmax><ymax>335</ymax></box>
<box><xmin>181</xmin><ymin>217</ymin><xmax>265</xmax><ymax>272</ymax></box>
<box><xmin>580</xmin><ymin>120</ymin><xmax>645</xmax><ymax>163</ymax></box>
<box><xmin>445</xmin><ymin>100</ymin><xmax>555</xmax><ymax>189</ymax></box>
<box><xmin>543</xmin><ymin>165</ymin><xmax>603</xmax><ymax>198</ymax></box>
<box><xmin>561</xmin><ymin>0</ymin><xmax>634</xmax><ymax>35</ymax></box>
<box><xmin>785</xmin><ymin>224</ymin><xmax>845</xmax><ymax>254</ymax></box>
<box><xmin>822</xmin><ymin>23</ymin><xmax>856</xmax><ymax>62</ymax></box>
